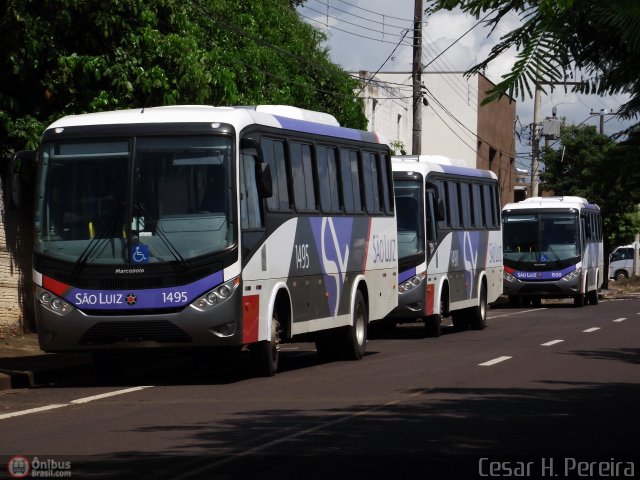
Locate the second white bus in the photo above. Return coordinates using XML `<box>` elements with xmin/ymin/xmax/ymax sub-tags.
<box><xmin>502</xmin><ymin>196</ymin><xmax>604</xmax><ymax>307</ymax></box>
<box><xmin>389</xmin><ymin>156</ymin><xmax>503</xmax><ymax>336</ymax></box>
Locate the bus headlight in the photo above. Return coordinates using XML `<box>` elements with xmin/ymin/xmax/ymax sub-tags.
<box><xmin>399</xmin><ymin>272</ymin><xmax>425</xmax><ymax>294</ymax></box>
<box><xmin>192</xmin><ymin>277</ymin><xmax>239</xmax><ymax>311</ymax></box>
<box><xmin>562</xmin><ymin>267</ymin><xmax>582</xmax><ymax>281</ymax></box>
<box><xmin>37</xmin><ymin>288</ymin><xmax>73</xmax><ymax>316</ymax></box>
<box><xmin>503</xmin><ymin>270</ymin><xmax>517</xmax><ymax>282</ymax></box>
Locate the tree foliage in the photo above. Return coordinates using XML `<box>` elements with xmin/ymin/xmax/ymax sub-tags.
<box><xmin>426</xmin><ymin>0</ymin><xmax>640</xmax><ymax>126</ymax></box>
<box><xmin>540</xmin><ymin>124</ymin><xmax>640</xmax><ymax>249</ymax></box>
<box><xmin>0</xmin><ymin>0</ymin><xmax>366</xmax><ymax>160</ymax></box>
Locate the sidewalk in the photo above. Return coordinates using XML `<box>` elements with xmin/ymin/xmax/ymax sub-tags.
<box><xmin>0</xmin><ymin>287</ymin><xmax>637</xmax><ymax>391</ymax></box>
<box><xmin>0</xmin><ymin>334</ymin><xmax>92</xmax><ymax>390</ymax></box>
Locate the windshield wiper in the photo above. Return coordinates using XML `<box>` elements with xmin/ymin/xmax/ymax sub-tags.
<box><xmin>73</xmin><ymin>204</ymin><xmax>126</xmax><ymax>277</ymax></box>
<box><xmin>134</xmin><ymin>201</ymin><xmax>188</xmax><ymax>267</ymax></box>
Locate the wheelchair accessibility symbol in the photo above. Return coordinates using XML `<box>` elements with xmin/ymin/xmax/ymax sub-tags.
<box><xmin>131</xmin><ymin>244</ymin><xmax>149</xmax><ymax>264</ymax></box>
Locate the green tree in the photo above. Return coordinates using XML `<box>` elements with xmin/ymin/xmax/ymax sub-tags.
<box><xmin>540</xmin><ymin>124</ymin><xmax>640</xmax><ymax>250</ymax></box>
<box><xmin>0</xmin><ymin>0</ymin><xmax>366</xmax><ymax>161</ymax></box>
<box><xmin>426</xmin><ymin>0</ymin><xmax>640</xmax><ymax>125</ymax></box>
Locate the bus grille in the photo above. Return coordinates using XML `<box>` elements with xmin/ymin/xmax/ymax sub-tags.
<box><xmin>79</xmin><ymin>321</ymin><xmax>192</xmax><ymax>345</ymax></box>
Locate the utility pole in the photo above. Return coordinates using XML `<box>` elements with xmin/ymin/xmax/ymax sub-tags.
<box><xmin>590</xmin><ymin>109</ymin><xmax>618</xmax><ymax>134</ymax></box>
<box><xmin>531</xmin><ymin>77</ymin><xmax>585</xmax><ymax>197</ymax></box>
<box><xmin>530</xmin><ymin>83</ymin><xmax>542</xmax><ymax>197</ymax></box>
<box><xmin>411</xmin><ymin>0</ymin><xmax>423</xmax><ymax>155</ymax></box>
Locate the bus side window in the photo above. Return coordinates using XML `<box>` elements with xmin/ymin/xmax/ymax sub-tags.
<box><xmin>240</xmin><ymin>153</ymin><xmax>263</xmax><ymax>231</ymax></box>
<box><xmin>261</xmin><ymin>138</ymin><xmax>291</xmax><ymax>211</ymax></box>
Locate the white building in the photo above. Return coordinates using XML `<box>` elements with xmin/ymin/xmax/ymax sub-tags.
<box><xmin>356</xmin><ymin>70</ymin><xmax>518</xmax><ymax>204</ymax></box>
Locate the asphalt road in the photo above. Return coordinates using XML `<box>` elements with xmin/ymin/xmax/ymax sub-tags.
<box><xmin>1</xmin><ymin>297</ymin><xmax>639</xmax><ymax>479</ymax></box>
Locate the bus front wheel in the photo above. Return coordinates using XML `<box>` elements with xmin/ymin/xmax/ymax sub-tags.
<box><xmin>251</xmin><ymin>309</ymin><xmax>281</xmax><ymax>376</ymax></box>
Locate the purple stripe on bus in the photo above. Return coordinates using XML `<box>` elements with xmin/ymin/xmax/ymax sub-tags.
<box><xmin>511</xmin><ymin>264</ymin><xmax>577</xmax><ymax>281</ymax></box>
<box><xmin>439</xmin><ymin>165</ymin><xmax>493</xmax><ymax>178</ymax></box>
<box><xmin>64</xmin><ymin>270</ymin><xmax>224</xmax><ymax>310</ymax></box>
<box><xmin>273</xmin><ymin>115</ymin><xmax>379</xmax><ymax>143</ymax></box>
<box><xmin>398</xmin><ymin>267</ymin><xmax>417</xmax><ymax>283</ymax></box>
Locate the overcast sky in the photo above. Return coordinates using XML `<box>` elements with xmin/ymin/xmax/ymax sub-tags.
<box><xmin>297</xmin><ymin>0</ymin><xmax>632</xmax><ymax>170</ymax></box>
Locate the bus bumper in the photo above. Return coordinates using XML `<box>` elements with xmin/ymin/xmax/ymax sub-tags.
<box><xmin>503</xmin><ymin>273</ymin><xmax>582</xmax><ymax>298</ymax></box>
<box><xmin>34</xmin><ymin>287</ymin><xmax>244</xmax><ymax>353</ymax></box>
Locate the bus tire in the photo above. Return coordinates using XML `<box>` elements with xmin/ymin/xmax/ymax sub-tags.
<box><xmin>470</xmin><ymin>283</ymin><xmax>487</xmax><ymax>330</ymax></box>
<box><xmin>424</xmin><ymin>314</ymin><xmax>442</xmax><ymax>337</ymax></box>
<box><xmin>587</xmin><ymin>288</ymin><xmax>599</xmax><ymax>305</ymax></box>
<box><xmin>251</xmin><ymin>309</ymin><xmax>281</xmax><ymax>377</ymax></box>
<box><xmin>340</xmin><ymin>290</ymin><xmax>367</xmax><ymax>360</ymax></box>
<box><xmin>573</xmin><ymin>293</ymin><xmax>585</xmax><ymax>308</ymax></box>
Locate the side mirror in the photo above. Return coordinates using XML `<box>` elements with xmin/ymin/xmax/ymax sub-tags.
<box><xmin>10</xmin><ymin>150</ymin><xmax>37</xmax><ymax>209</ymax></box>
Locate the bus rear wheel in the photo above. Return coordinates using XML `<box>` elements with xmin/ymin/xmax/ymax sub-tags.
<box><xmin>340</xmin><ymin>290</ymin><xmax>367</xmax><ymax>360</ymax></box>
<box><xmin>469</xmin><ymin>284</ymin><xmax>487</xmax><ymax>330</ymax></box>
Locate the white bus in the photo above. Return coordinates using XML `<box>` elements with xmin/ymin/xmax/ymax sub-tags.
<box><xmin>23</xmin><ymin>105</ymin><xmax>398</xmax><ymax>376</ymax></box>
<box><xmin>502</xmin><ymin>196</ymin><xmax>604</xmax><ymax>307</ymax></box>
<box><xmin>389</xmin><ymin>156</ymin><xmax>503</xmax><ymax>336</ymax></box>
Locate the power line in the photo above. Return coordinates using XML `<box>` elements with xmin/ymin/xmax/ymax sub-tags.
<box><xmin>301</xmin><ymin>2</ymin><xmax>411</xmax><ymax>39</ymax></box>
<box><xmin>305</xmin><ymin>0</ymin><xmax>416</xmax><ymax>31</ymax></box>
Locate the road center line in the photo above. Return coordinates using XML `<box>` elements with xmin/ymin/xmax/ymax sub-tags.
<box><xmin>0</xmin><ymin>404</ymin><xmax>67</xmax><ymax>420</ymax></box>
<box><xmin>479</xmin><ymin>356</ymin><xmax>512</xmax><ymax>366</ymax></box>
<box><xmin>613</xmin><ymin>318</ymin><xmax>627</xmax><ymax>323</ymax></box>
<box><xmin>71</xmin><ymin>386</ymin><xmax>153</xmax><ymax>404</ymax></box>
<box><xmin>489</xmin><ymin>308</ymin><xmax>547</xmax><ymax>319</ymax></box>
<box><xmin>0</xmin><ymin>386</ymin><xmax>154</xmax><ymax>421</ymax></box>
<box><xmin>583</xmin><ymin>327</ymin><xmax>601</xmax><ymax>333</ymax></box>
<box><xmin>541</xmin><ymin>339</ymin><xmax>564</xmax><ymax>347</ymax></box>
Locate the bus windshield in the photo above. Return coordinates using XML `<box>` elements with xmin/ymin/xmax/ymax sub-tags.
<box><xmin>35</xmin><ymin>135</ymin><xmax>235</xmax><ymax>265</ymax></box>
<box><xmin>503</xmin><ymin>212</ymin><xmax>580</xmax><ymax>264</ymax></box>
<box><xmin>394</xmin><ymin>179</ymin><xmax>424</xmax><ymax>260</ymax></box>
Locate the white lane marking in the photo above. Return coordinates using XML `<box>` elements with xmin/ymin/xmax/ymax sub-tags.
<box><xmin>613</xmin><ymin>318</ymin><xmax>627</xmax><ymax>323</ymax></box>
<box><xmin>0</xmin><ymin>404</ymin><xmax>67</xmax><ymax>420</ymax></box>
<box><xmin>479</xmin><ymin>356</ymin><xmax>512</xmax><ymax>366</ymax></box>
<box><xmin>0</xmin><ymin>386</ymin><xmax>154</xmax><ymax>421</ymax></box>
<box><xmin>489</xmin><ymin>308</ymin><xmax>547</xmax><ymax>319</ymax></box>
<box><xmin>71</xmin><ymin>386</ymin><xmax>153</xmax><ymax>404</ymax></box>
<box><xmin>583</xmin><ymin>327</ymin><xmax>601</xmax><ymax>333</ymax></box>
<box><xmin>541</xmin><ymin>339</ymin><xmax>564</xmax><ymax>347</ymax></box>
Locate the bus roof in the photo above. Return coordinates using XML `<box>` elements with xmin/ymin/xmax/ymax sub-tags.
<box><xmin>391</xmin><ymin>155</ymin><xmax>498</xmax><ymax>180</ymax></box>
<box><xmin>44</xmin><ymin>105</ymin><xmax>381</xmax><ymax>144</ymax></box>
<box><xmin>503</xmin><ymin>196</ymin><xmax>600</xmax><ymax>212</ymax></box>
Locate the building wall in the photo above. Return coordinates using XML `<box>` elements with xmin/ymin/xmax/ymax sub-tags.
<box><xmin>0</xmin><ymin>174</ymin><xmax>35</xmax><ymax>336</ymax></box>
<box><xmin>476</xmin><ymin>75</ymin><xmax>517</xmax><ymax>206</ymax></box>
<box><xmin>420</xmin><ymin>72</ymin><xmax>478</xmax><ymax>166</ymax></box>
